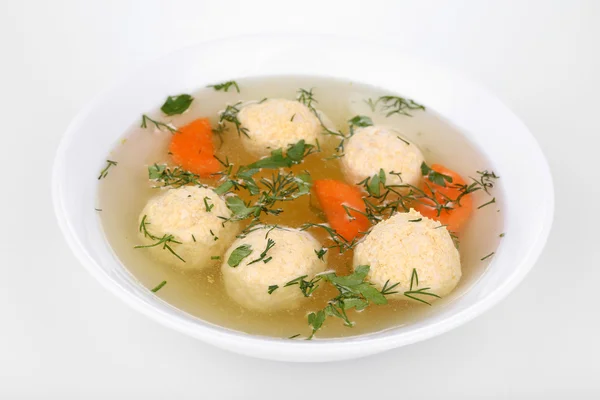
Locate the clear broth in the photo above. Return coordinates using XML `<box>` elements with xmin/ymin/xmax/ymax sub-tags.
<box><xmin>98</xmin><ymin>76</ymin><xmax>503</xmax><ymax>339</ymax></box>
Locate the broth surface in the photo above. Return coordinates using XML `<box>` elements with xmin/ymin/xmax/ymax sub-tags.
<box><xmin>98</xmin><ymin>76</ymin><xmax>503</xmax><ymax>338</ymax></box>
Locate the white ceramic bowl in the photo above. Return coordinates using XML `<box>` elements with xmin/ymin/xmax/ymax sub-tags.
<box><xmin>53</xmin><ymin>35</ymin><xmax>554</xmax><ymax>362</ymax></box>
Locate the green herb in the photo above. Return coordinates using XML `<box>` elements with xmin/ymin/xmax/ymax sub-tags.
<box><xmin>217</xmin><ymin>102</ymin><xmax>249</xmax><ymax>137</ymax></box>
<box><xmin>314</xmin><ymin>248</ymin><xmax>327</xmax><ymax>260</ymax></box>
<box><xmin>454</xmin><ymin>170</ymin><xmax>499</xmax><ymax>203</ymax></box>
<box><xmin>421</xmin><ymin>162</ymin><xmax>453</xmax><ymax>187</ymax></box>
<box><xmin>191</xmin><ymin>234</ymin><xmax>196</xmax><ymax>242</ymax></box>
<box><xmin>481</xmin><ymin>252</ymin><xmax>495</xmax><ymax>261</ymax></box>
<box><xmin>288</xmin><ymin>334</ymin><xmax>301</xmax><ymax>339</ymax></box>
<box><xmin>380</xmin><ymin>280</ymin><xmax>400</xmax><ymax>296</ymax></box>
<box><xmin>284</xmin><ymin>275</ymin><xmax>322</xmax><ymax>297</ymax></box>
<box><xmin>478</xmin><ymin>197</ymin><xmax>496</xmax><ymax>209</ymax></box>
<box><xmin>98</xmin><ymin>160</ymin><xmax>117</xmax><ymax>180</ymax></box>
<box><xmin>499</xmin><ymin>233</ymin><xmax>505</xmax><ymax>238</ymax></box>
<box><xmin>147</xmin><ymin>164</ymin><xmax>204</xmax><ymax>187</ymax></box>
<box><xmin>203</xmin><ymin>196</ymin><xmax>214</xmax><ymax>212</ymax></box>
<box><xmin>397</xmin><ymin>136</ymin><xmax>410</xmax><ymax>145</ymax></box>
<box><xmin>160</xmin><ymin>94</ymin><xmax>193</xmax><ymax>115</ymax></box>
<box><xmin>300</xmin><ymin>223</ymin><xmax>357</xmax><ymax>253</ymax></box>
<box><xmin>136</xmin><ymin>215</ymin><xmax>185</xmax><ymax>262</ymax></box>
<box><xmin>211</xmin><ymin>256</ymin><xmax>220</xmax><ymax>260</ymax></box>
<box><xmin>227</xmin><ymin>244</ymin><xmax>253</xmax><ymax>267</ymax></box>
<box><xmin>209</xmin><ymin>229</ymin><xmax>219</xmax><ymax>241</ymax></box>
<box><xmin>214</xmin><ymin>180</ymin><xmax>235</xmax><ymax>195</ymax></box>
<box><xmin>226</xmin><ymin>196</ymin><xmax>261</xmax><ymax>220</ymax></box>
<box><xmin>296</xmin><ymin>88</ymin><xmax>317</xmax><ymax>108</ymax></box>
<box><xmin>403</xmin><ymin>269</ymin><xmax>440</xmax><ymax>305</ymax></box>
<box><xmin>208</xmin><ymin>80</ymin><xmax>240</xmax><ymax>93</ymax></box>
<box><xmin>290</xmin><ymin>113</ymin><xmax>296</xmax><ymax>122</ymax></box>
<box><xmin>141</xmin><ymin>114</ymin><xmax>179</xmax><ymax>134</ymax></box>
<box><xmin>302</xmin><ymin>265</ymin><xmax>399</xmax><ymax>339</ymax></box>
<box><xmin>409</xmin><ymin>218</ymin><xmax>422</xmax><ymax>222</ymax></box>
<box><xmin>347</xmin><ymin>115</ymin><xmax>373</xmax><ymax>128</ymax></box>
<box><xmin>94</xmin><ymin>208</ymin><xmax>102</xmax><ymax>212</ymax></box>
<box><xmin>267</xmin><ymin>285</ymin><xmax>279</xmax><ymax>294</ymax></box>
<box><xmin>367</xmin><ymin>96</ymin><xmax>425</xmax><ymax>117</ymax></box>
<box><xmin>248</xmin><ymin>238</ymin><xmax>276</xmax><ymax>265</ymax></box>
<box><xmin>151</xmin><ymin>280</ymin><xmax>167</xmax><ymax>293</ymax></box>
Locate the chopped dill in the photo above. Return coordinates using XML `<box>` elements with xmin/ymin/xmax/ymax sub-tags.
<box><xmin>248</xmin><ymin>238</ymin><xmax>276</xmax><ymax>265</ymax></box>
<box><xmin>151</xmin><ymin>280</ymin><xmax>167</xmax><ymax>293</ymax></box>
<box><xmin>98</xmin><ymin>160</ymin><xmax>117</xmax><ymax>180</ymax></box>
<box><xmin>481</xmin><ymin>252</ymin><xmax>495</xmax><ymax>261</ymax></box>
<box><xmin>208</xmin><ymin>80</ymin><xmax>240</xmax><ymax>93</ymax></box>
<box><xmin>203</xmin><ymin>196</ymin><xmax>214</xmax><ymax>212</ymax></box>
<box><xmin>478</xmin><ymin>197</ymin><xmax>496</xmax><ymax>209</ymax></box>
<box><xmin>135</xmin><ymin>215</ymin><xmax>185</xmax><ymax>263</ymax></box>
<box><xmin>160</xmin><ymin>94</ymin><xmax>193</xmax><ymax>116</ymax></box>
<box><xmin>140</xmin><ymin>114</ymin><xmax>179</xmax><ymax>134</ymax></box>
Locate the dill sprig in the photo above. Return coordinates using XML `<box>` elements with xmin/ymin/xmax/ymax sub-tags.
<box><xmin>98</xmin><ymin>160</ymin><xmax>117</xmax><ymax>180</ymax></box>
<box><xmin>147</xmin><ymin>164</ymin><xmax>204</xmax><ymax>188</ymax></box>
<box><xmin>248</xmin><ymin>238</ymin><xmax>275</xmax><ymax>265</ymax></box>
<box><xmin>160</xmin><ymin>94</ymin><xmax>193</xmax><ymax>116</ymax></box>
<box><xmin>140</xmin><ymin>114</ymin><xmax>180</xmax><ymax>134</ymax></box>
<box><xmin>217</xmin><ymin>102</ymin><xmax>249</xmax><ymax>138</ymax></box>
<box><xmin>403</xmin><ymin>268</ymin><xmax>440</xmax><ymax>305</ymax></box>
<box><xmin>300</xmin><ymin>223</ymin><xmax>357</xmax><ymax>253</ymax></box>
<box><xmin>135</xmin><ymin>215</ymin><xmax>185</xmax><ymax>262</ymax></box>
<box><xmin>296</xmin><ymin>88</ymin><xmax>317</xmax><ymax>108</ymax></box>
<box><xmin>208</xmin><ymin>80</ymin><xmax>240</xmax><ymax>93</ymax></box>
<box><xmin>367</xmin><ymin>95</ymin><xmax>425</xmax><ymax>117</ymax></box>
<box><xmin>151</xmin><ymin>280</ymin><xmax>167</xmax><ymax>293</ymax></box>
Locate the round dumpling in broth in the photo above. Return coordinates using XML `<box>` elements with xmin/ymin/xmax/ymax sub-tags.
<box><xmin>221</xmin><ymin>226</ymin><xmax>327</xmax><ymax>312</ymax></box>
<box><xmin>137</xmin><ymin>186</ymin><xmax>239</xmax><ymax>269</ymax></box>
<box><xmin>341</xmin><ymin>125</ymin><xmax>425</xmax><ymax>188</ymax></box>
<box><xmin>353</xmin><ymin>209</ymin><xmax>461</xmax><ymax>303</ymax></box>
<box><xmin>237</xmin><ymin>98</ymin><xmax>325</xmax><ymax>157</ymax></box>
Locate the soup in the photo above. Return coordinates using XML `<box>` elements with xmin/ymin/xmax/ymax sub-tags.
<box><xmin>97</xmin><ymin>76</ymin><xmax>503</xmax><ymax>339</ymax></box>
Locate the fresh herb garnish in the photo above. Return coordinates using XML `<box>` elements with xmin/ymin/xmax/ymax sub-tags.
<box><xmin>208</xmin><ymin>80</ymin><xmax>240</xmax><ymax>93</ymax></box>
<box><xmin>397</xmin><ymin>136</ymin><xmax>410</xmax><ymax>145</ymax></box>
<box><xmin>135</xmin><ymin>215</ymin><xmax>185</xmax><ymax>262</ymax></box>
<box><xmin>203</xmin><ymin>196</ymin><xmax>214</xmax><ymax>212</ymax></box>
<box><xmin>227</xmin><ymin>244</ymin><xmax>253</xmax><ymax>267</ymax></box>
<box><xmin>248</xmin><ymin>238</ymin><xmax>275</xmax><ymax>265</ymax></box>
<box><xmin>477</xmin><ymin>197</ymin><xmax>496</xmax><ymax>209</ymax></box>
<box><xmin>151</xmin><ymin>280</ymin><xmax>167</xmax><ymax>293</ymax></box>
<box><xmin>95</xmin><ymin>208</ymin><xmax>102</xmax><ymax>212</ymax></box>
<box><xmin>367</xmin><ymin>96</ymin><xmax>425</xmax><ymax>117</ymax></box>
<box><xmin>421</xmin><ymin>162</ymin><xmax>453</xmax><ymax>187</ymax></box>
<box><xmin>211</xmin><ymin>256</ymin><xmax>221</xmax><ymax>260</ymax></box>
<box><xmin>402</xmin><ymin>268</ymin><xmax>440</xmax><ymax>305</ymax></box>
<box><xmin>314</xmin><ymin>248</ymin><xmax>327</xmax><ymax>260</ymax></box>
<box><xmin>284</xmin><ymin>275</ymin><xmax>322</xmax><ymax>297</ymax></box>
<box><xmin>499</xmin><ymin>233</ymin><xmax>505</xmax><ymax>238</ymax></box>
<box><xmin>217</xmin><ymin>102</ymin><xmax>249</xmax><ymax>137</ymax></box>
<box><xmin>267</xmin><ymin>285</ymin><xmax>279</xmax><ymax>294</ymax></box>
<box><xmin>98</xmin><ymin>160</ymin><xmax>118</xmax><ymax>180</ymax></box>
<box><xmin>160</xmin><ymin>94</ymin><xmax>193</xmax><ymax>116</ymax></box>
<box><xmin>140</xmin><ymin>114</ymin><xmax>179</xmax><ymax>134</ymax></box>
<box><xmin>409</xmin><ymin>218</ymin><xmax>422</xmax><ymax>222</ymax></box>
<box><xmin>481</xmin><ymin>252</ymin><xmax>495</xmax><ymax>261</ymax></box>
<box><xmin>147</xmin><ymin>164</ymin><xmax>203</xmax><ymax>188</ymax></box>
<box><xmin>209</xmin><ymin>229</ymin><xmax>219</xmax><ymax>241</ymax></box>
<box><xmin>300</xmin><ymin>223</ymin><xmax>357</xmax><ymax>253</ymax></box>
<box><xmin>296</xmin><ymin>88</ymin><xmax>317</xmax><ymax>108</ymax></box>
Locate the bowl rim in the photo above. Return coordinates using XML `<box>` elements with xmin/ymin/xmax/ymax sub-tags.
<box><xmin>52</xmin><ymin>33</ymin><xmax>554</xmax><ymax>362</ymax></box>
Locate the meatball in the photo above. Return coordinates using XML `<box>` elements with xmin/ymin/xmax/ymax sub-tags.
<box><xmin>341</xmin><ymin>125</ymin><xmax>424</xmax><ymax>187</ymax></box>
<box><xmin>221</xmin><ymin>226</ymin><xmax>327</xmax><ymax>312</ymax></box>
<box><xmin>353</xmin><ymin>209</ymin><xmax>461</xmax><ymax>302</ymax></box>
<box><xmin>237</xmin><ymin>99</ymin><xmax>323</xmax><ymax>157</ymax></box>
<box><xmin>138</xmin><ymin>186</ymin><xmax>239</xmax><ymax>269</ymax></box>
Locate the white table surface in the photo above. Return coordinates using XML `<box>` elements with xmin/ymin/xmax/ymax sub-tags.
<box><xmin>2</xmin><ymin>0</ymin><xmax>599</xmax><ymax>398</ymax></box>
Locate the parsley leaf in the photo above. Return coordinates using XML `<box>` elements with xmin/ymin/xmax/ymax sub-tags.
<box><xmin>227</xmin><ymin>244</ymin><xmax>253</xmax><ymax>267</ymax></box>
<box><xmin>160</xmin><ymin>94</ymin><xmax>193</xmax><ymax>116</ymax></box>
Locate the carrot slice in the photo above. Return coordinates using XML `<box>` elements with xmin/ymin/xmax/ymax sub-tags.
<box><xmin>169</xmin><ymin>118</ymin><xmax>221</xmax><ymax>176</ymax></box>
<box><xmin>413</xmin><ymin>164</ymin><xmax>472</xmax><ymax>233</ymax></box>
<box><xmin>313</xmin><ymin>179</ymin><xmax>370</xmax><ymax>242</ymax></box>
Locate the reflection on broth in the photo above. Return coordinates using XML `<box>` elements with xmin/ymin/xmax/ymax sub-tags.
<box><xmin>98</xmin><ymin>76</ymin><xmax>503</xmax><ymax>339</ymax></box>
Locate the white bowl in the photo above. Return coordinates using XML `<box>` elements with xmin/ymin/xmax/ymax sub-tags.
<box><xmin>52</xmin><ymin>35</ymin><xmax>554</xmax><ymax>362</ymax></box>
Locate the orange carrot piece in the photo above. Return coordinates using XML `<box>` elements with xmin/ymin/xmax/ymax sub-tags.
<box><xmin>169</xmin><ymin>118</ymin><xmax>221</xmax><ymax>176</ymax></box>
<box><xmin>313</xmin><ymin>179</ymin><xmax>370</xmax><ymax>242</ymax></box>
<box><xmin>413</xmin><ymin>164</ymin><xmax>473</xmax><ymax>233</ymax></box>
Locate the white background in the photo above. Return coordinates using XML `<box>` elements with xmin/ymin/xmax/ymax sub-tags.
<box><xmin>1</xmin><ymin>0</ymin><xmax>599</xmax><ymax>398</ymax></box>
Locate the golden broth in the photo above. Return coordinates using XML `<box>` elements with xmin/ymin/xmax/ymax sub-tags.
<box><xmin>98</xmin><ymin>76</ymin><xmax>503</xmax><ymax>339</ymax></box>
